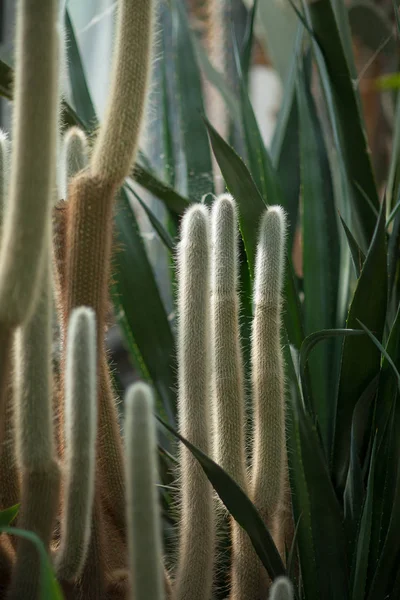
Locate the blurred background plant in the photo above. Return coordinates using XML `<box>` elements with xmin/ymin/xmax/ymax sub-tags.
<box><xmin>1</xmin><ymin>0</ymin><xmax>400</xmax><ymax>598</ymax></box>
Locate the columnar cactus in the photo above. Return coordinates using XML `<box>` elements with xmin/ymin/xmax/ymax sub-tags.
<box><xmin>125</xmin><ymin>382</ymin><xmax>164</xmax><ymax>600</ymax></box>
<box><xmin>210</xmin><ymin>195</ymin><xmax>254</xmax><ymax>599</ymax></box>
<box><xmin>173</xmin><ymin>205</ymin><xmax>216</xmax><ymax>600</ymax></box>
<box><xmin>251</xmin><ymin>206</ymin><xmax>287</xmax><ymax>525</ymax></box>
<box><xmin>55</xmin><ymin>307</ymin><xmax>97</xmax><ymax>581</ymax></box>
<box><xmin>10</xmin><ymin>240</ymin><xmax>60</xmax><ymax>600</ymax></box>
<box><xmin>0</xmin><ymin>0</ymin><xmax>59</xmax><ymax>452</ymax></box>
<box><xmin>243</xmin><ymin>206</ymin><xmax>288</xmax><ymax>599</ymax></box>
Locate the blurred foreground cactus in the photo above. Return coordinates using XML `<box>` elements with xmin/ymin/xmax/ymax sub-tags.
<box><xmin>0</xmin><ymin>0</ymin><xmax>291</xmax><ymax>599</ymax></box>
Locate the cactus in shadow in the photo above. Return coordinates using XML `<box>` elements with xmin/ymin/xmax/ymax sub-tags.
<box><xmin>55</xmin><ymin>307</ymin><xmax>97</xmax><ymax>581</ymax></box>
<box><xmin>9</xmin><ymin>235</ymin><xmax>61</xmax><ymax>600</ymax></box>
<box><xmin>125</xmin><ymin>382</ymin><xmax>164</xmax><ymax>600</ymax></box>
<box><xmin>0</xmin><ymin>0</ymin><xmax>59</xmax><ymax>457</ymax></box>
<box><xmin>269</xmin><ymin>576</ymin><xmax>294</xmax><ymax>600</ymax></box>
<box><xmin>173</xmin><ymin>204</ymin><xmax>216</xmax><ymax>600</ymax></box>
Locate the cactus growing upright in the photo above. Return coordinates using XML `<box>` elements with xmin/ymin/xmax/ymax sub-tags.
<box><xmin>0</xmin><ymin>0</ymin><xmax>59</xmax><ymax>455</ymax></box>
<box><xmin>55</xmin><ymin>307</ymin><xmax>97</xmax><ymax>581</ymax></box>
<box><xmin>10</xmin><ymin>239</ymin><xmax>60</xmax><ymax>600</ymax></box>
<box><xmin>125</xmin><ymin>382</ymin><xmax>165</xmax><ymax>600</ymax></box>
<box><xmin>174</xmin><ymin>204</ymin><xmax>216</xmax><ymax>600</ymax></box>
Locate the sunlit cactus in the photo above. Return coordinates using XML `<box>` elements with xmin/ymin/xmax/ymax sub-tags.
<box><xmin>174</xmin><ymin>204</ymin><xmax>216</xmax><ymax>600</ymax></box>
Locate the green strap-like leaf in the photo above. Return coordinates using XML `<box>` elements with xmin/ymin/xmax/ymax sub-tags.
<box><xmin>287</xmin><ymin>377</ymin><xmax>350</xmax><ymax>600</ymax></box>
<box><xmin>0</xmin><ymin>527</ymin><xmax>63</xmax><ymax>600</ymax></box>
<box><xmin>307</xmin><ymin>0</ymin><xmax>379</xmax><ymax>245</ymax></box>
<box><xmin>157</xmin><ymin>417</ymin><xmax>287</xmax><ymax>582</ymax></box>
<box><xmin>112</xmin><ymin>190</ymin><xmax>177</xmax><ymax>424</ymax></box>
<box><xmin>205</xmin><ymin>118</ymin><xmax>304</xmax><ymax>349</ymax></box>
<box><xmin>297</xmin><ymin>58</ymin><xmax>340</xmax><ymax>454</ymax></box>
<box><xmin>333</xmin><ymin>200</ymin><xmax>387</xmax><ymax>492</ymax></box>
<box><xmin>172</xmin><ymin>0</ymin><xmax>214</xmax><ymax>199</ymax></box>
<box><xmin>339</xmin><ymin>216</ymin><xmax>366</xmax><ymax>279</ymax></box>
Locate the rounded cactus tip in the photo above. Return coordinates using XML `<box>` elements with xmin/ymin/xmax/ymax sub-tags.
<box><xmin>125</xmin><ymin>381</ymin><xmax>154</xmax><ymax>414</ymax></box>
<box><xmin>258</xmin><ymin>204</ymin><xmax>287</xmax><ymax>244</ymax></box>
<box><xmin>69</xmin><ymin>305</ymin><xmax>96</xmax><ymax>331</ymax></box>
<box><xmin>64</xmin><ymin>126</ymin><xmax>88</xmax><ymax>149</ymax></box>
<box><xmin>269</xmin><ymin>576</ymin><xmax>294</xmax><ymax>600</ymax></box>
<box><xmin>180</xmin><ymin>203</ymin><xmax>209</xmax><ymax>243</ymax></box>
<box><xmin>213</xmin><ymin>193</ymin><xmax>237</xmax><ymax>222</ymax></box>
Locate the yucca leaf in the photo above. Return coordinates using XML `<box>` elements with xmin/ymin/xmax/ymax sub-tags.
<box><xmin>194</xmin><ymin>40</ymin><xmax>240</xmax><ymax>124</ymax></box>
<box><xmin>112</xmin><ymin>190</ymin><xmax>176</xmax><ymax>424</ymax></box>
<box><xmin>351</xmin><ymin>437</ymin><xmax>377</xmax><ymax>600</ymax></box>
<box><xmin>0</xmin><ymin>504</ymin><xmax>19</xmax><ymax>527</ymax></box>
<box><xmin>172</xmin><ymin>0</ymin><xmax>214</xmax><ymax>198</ymax></box>
<box><xmin>157</xmin><ymin>417</ymin><xmax>287</xmax><ymax>582</ymax></box>
<box><xmin>64</xmin><ymin>10</ymin><xmax>97</xmax><ymax>131</ymax></box>
<box><xmin>339</xmin><ymin>215</ymin><xmax>366</xmax><ymax>278</ymax></box>
<box><xmin>125</xmin><ymin>183</ymin><xmax>175</xmax><ymax>252</ymax></box>
<box><xmin>299</xmin><ymin>328</ymin><xmax>364</xmax><ymax>383</ymax></box>
<box><xmin>287</xmin><ymin>375</ymin><xmax>350</xmax><ymax>600</ymax></box>
<box><xmin>241</xmin><ymin>0</ymin><xmax>258</xmax><ymax>86</ymax></box>
<box><xmin>271</xmin><ymin>25</ymin><xmax>304</xmax><ymax>250</ymax></box>
<box><xmin>297</xmin><ymin>56</ymin><xmax>340</xmax><ymax>454</ymax></box>
<box><xmin>205</xmin><ymin>118</ymin><xmax>304</xmax><ymax>349</ymax></box>
<box><xmin>333</xmin><ymin>200</ymin><xmax>387</xmax><ymax>492</ymax></box>
<box><xmin>343</xmin><ymin>376</ymin><xmax>378</xmax><ymax>565</ymax></box>
<box><xmin>306</xmin><ymin>0</ymin><xmax>379</xmax><ymax>244</ymax></box>
<box><xmin>367</xmin><ymin>399</ymin><xmax>400</xmax><ymax>600</ymax></box>
<box><xmin>130</xmin><ymin>170</ymin><xmax>191</xmax><ymax>215</ymax></box>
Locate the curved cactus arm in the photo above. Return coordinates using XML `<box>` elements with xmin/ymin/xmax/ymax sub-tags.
<box><xmin>125</xmin><ymin>382</ymin><xmax>165</xmax><ymax>600</ymax></box>
<box><xmin>55</xmin><ymin>307</ymin><xmax>97</xmax><ymax>581</ymax></box>
<box><xmin>65</xmin><ymin>1</ymin><xmax>155</xmax><ymax>551</ymax></box>
<box><xmin>91</xmin><ymin>0</ymin><xmax>154</xmax><ymax>185</ymax></box>
<box><xmin>269</xmin><ymin>576</ymin><xmax>294</xmax><ymax>600</ymax></box>
<box><xmin>0</xmin><ymin>0</ymin><xmax>59</xmax><ymax>327</ymax></box>
<box><xmin>174</xmin><ymin>205</ymin><xmax>215</xmax><ymax>600</ymax></box>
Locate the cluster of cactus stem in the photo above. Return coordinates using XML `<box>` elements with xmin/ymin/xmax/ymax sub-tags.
<box><xmin>0</xmin><ymin>0</ymin><xmax>293</xmax><ymax>599</ymax></box>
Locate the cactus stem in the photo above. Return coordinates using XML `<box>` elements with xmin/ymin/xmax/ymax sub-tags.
<box><xmin>0</xmin><ymin>0</ymin><xmax>59</xmax><ymax>327</ymax></box>
<box><xmin>125</xmin><ymin>382</ymin><xmax>164</xmax><ymax>600</ymax></box>
<box><xmin>55</xmin><ymin>307</ymin><xmax>97</xmax><ymax>581</ymax></box>
<box><xmin>174</xmin><ymin>204</ymin><xmax>215</xmax><ymax>600</ymax></box>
